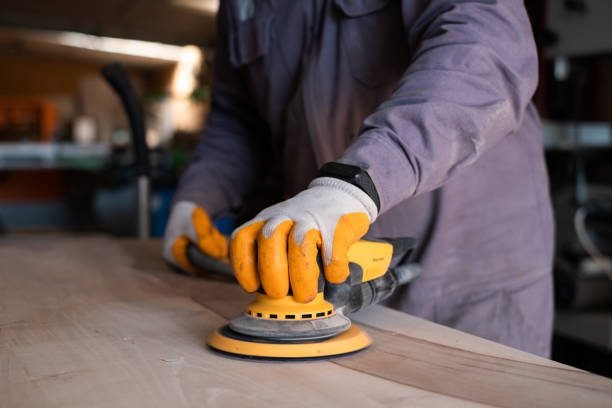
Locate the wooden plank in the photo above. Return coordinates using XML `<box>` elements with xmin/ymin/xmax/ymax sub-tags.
<box><xmin>337</xmin><ymin>326</ymin><xmax>612</xmax><ymax>407</ymax></box>
<box><xmin>3</xmin><ymin>296</ymin><xmax>479</xmax><ymax>407</ymax></box>
<box><xmin>353</xmin><ymin>306</ymin><xmax>569</xmax><ymax>368</ymax></box>
<box><xmin>1</xmin><ymin>235</ymin><xmax>611</xmax><ymax>407</ymax></box>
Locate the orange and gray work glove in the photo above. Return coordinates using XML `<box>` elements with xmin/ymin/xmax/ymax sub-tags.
<box><xmin>230</xmin><ymin>175</ymin><xmax>379</xmax><ymax>303</ymax></box>
<box><xmin>163</xmin><ymin>201</ymin><xmax>228</xmax><ymax>275</ymax></box>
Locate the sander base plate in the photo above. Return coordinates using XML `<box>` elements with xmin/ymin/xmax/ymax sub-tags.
<box><xmin>206</xmin><ymin>324</ymin><xmax>371</xmax><ymax>360</ymax></box>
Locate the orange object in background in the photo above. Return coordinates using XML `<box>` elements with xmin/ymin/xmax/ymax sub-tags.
<box><xmin>0</xmin><ymin>97</ymin><xmax>57</xmax><ymax>142</ymax></box>
<box><xmin>0</xmin><ymin>170</ymin><xmax>66</xmax><ymax>201</ymax></box>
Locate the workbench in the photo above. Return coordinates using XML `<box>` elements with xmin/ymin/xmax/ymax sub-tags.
<box><xmin>2</xmin><ymin>235</ymin><xmax>612</xmax><ymax>407</ymax></box>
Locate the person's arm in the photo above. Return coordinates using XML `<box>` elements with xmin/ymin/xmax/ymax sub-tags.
<box><xmin>230</xmin><ymin>0</ymin><xmax>539</xmax><ymax>302</ymax></box>
<box><xmin>173</xmin><ymin>1</ymin><xmax>268</xmax><ymax>217</ymax></box>
<box><xmin>164</xmin><ymin>2</ymin><xmax>267</xmax><ymax>274</ymax></box>
<box><xmin>338</xmin><ymin>0</ymin><xmax>538</xmax><ymax>213</ymax></box>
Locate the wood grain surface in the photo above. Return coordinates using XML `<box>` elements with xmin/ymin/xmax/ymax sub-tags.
<box><xmin>1</xmin><ymin>235</ymin><xmax>611</xmax><ymax>407</ymax></box>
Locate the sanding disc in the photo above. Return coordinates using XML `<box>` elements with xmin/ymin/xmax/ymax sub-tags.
<box><xmin>206</xmin><ymin>324</ymin><xmax>372</xmax><ymax>360</ymax></box>
<box><xmin>228</xmin><ymin>313</ymin><xmax>351</xmax><ymax>342</ymax></box>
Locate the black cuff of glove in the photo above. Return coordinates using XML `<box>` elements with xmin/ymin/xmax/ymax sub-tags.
<box><xmin>317</xmin><ymin>162</ymin><xmax>381</xmax><ymax>211</ymax></box>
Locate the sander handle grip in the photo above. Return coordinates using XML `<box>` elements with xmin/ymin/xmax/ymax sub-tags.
<box><xmin>325</xmin><ymin>237</ymin><xmax>419</xmax><ymax>314</ymax></box>
<box><xmin>346</xmin><ymin>263</ymin><xmax>421</xmax><ymax>314</ymax></box>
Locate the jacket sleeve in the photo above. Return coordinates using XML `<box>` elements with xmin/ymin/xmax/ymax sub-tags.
<box><xmin>173</xmin><ymin>1</ymin><xmax>268</xmax><ymax>216</ymax></box>
<box><xmin>338</xmin><ymin>0</ymin><xmax>538</xmax><ymax>213</ymax></box>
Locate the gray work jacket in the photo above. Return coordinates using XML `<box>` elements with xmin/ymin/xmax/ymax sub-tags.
<box><xmin>175</xmin><ymin>0</ymin><xmax>555</xmax><ymax>356</ymax></box>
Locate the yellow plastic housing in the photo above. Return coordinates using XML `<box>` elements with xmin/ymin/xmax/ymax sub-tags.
<box><xmin>206</xmin><ymin>239</ymin><xmax>391</xmax><ymax>359</ymax></box>
<box><xmin>246</xmin><ymin>293</ymin><xmax>333</xmax><ymax>321</ymax></box>
<box><xmin>207</xmin><ymin>325</ymin><xmax>372</xmax><ymax>359</ymax></box>
<box><xmin>347</xmin><ymin>240</ymin><xmax>393</xmax><ymax>282</ymax></box>
<box><xmin>243</xmin><ymin>240</ymin><xmax>394</xmax><ymax>322</ymax></box>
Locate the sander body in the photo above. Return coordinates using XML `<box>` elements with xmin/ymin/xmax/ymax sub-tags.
<box><xmin>187</xmin><ymin>238</ymin><xmax>418</xmax><ymax>360</ymax></box>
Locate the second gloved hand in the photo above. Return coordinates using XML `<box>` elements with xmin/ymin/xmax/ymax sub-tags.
<box><xmin>230</xmin><ymin>177</ymin><xmax>378</xmax><ymax>303</ymax></box>
<box><xmin>163</xmin><ymin>201</ymin><xmax>228</xmax><ymax>275</ymax></box>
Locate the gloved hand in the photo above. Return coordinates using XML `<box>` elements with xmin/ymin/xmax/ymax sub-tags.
<box><xmin>230</xmin><ymin>177</ymin><xmax>378</xmax><ymax>303</ymax></box>
<box><xmin>163</xmin><ymin>201</ymin><xmax>228</xmax><ymax>275</ymax></box>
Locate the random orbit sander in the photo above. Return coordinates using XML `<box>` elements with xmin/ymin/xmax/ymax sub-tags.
<box><xmin>186</xmin><ymin>238</ymin><xmax>418</xmax><ymax>360</ymax></box>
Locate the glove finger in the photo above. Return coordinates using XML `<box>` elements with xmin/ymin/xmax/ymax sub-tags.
<box><xmin>258</xmin><ymin>218</ymin><xmax>293</xmax><ymax>298</ymax></box>
<box><xmin>192</xmin><ymin>207</ymin><xmax>228</xmax><ymax>259</ymax></box>
<box><xmin>170</xmin><ymin>236</ymin><xmax>199</xmax><ymax>275</ymax></box>
<box><xmin>288</xmin><ymin>227</ymin><xmax>322</xmax><ymax>303</ymax></box>
<box><xmin>323</xmin><ymin>212</ymin><xmax>370</xmax><ymax>284</ymax></box>
<box><xmin>230</xmin><ymin>221</ymin><xmax>264</xmax><ymax>292</ymax></box>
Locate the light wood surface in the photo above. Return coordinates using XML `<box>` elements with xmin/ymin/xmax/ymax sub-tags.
<box><xmin>1</xmin><ymin>235</ymin><xmax>612</xmax><ymax>407</ymax></box>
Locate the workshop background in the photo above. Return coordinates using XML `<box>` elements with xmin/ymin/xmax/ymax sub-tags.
<box><xmin>0</xmin><ymin>0</ymin><xmax>611</xmax><ymax>376</ymax></box>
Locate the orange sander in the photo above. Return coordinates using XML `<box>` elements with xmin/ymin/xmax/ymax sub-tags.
<box><xmin>186</xmin><ymin>238</ymin><xmax>418</xmax><ymax>360</ymax></box>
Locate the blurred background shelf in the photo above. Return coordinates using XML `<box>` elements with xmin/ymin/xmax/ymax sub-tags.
<box><xmin>543</xmin><ymin>120</ymin><xmax>612</xmax><ymax>150</ymax></box>
<box><xmin>0</xmin><ymin>142</ymin><xmax>110</xmax><ymax>170</ymax></box>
